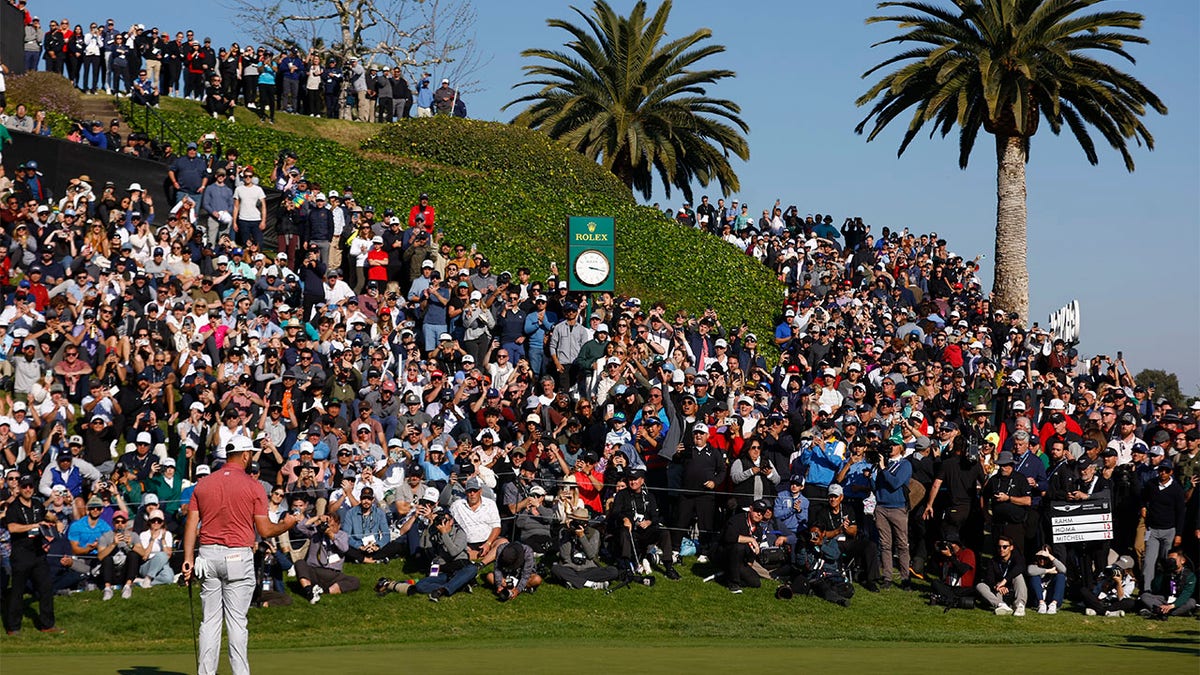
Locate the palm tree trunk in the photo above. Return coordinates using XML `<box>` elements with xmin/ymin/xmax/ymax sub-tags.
<box><xmin>992</xmin><ymin>135</ymin><xmax>1029</xmax><ymax>322</ymax></box>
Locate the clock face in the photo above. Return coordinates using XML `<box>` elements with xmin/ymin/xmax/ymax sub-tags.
<box><xmin>574</xmin><ymin>249</ymin><xmax>611</xmax><ymax>286</ymax></box>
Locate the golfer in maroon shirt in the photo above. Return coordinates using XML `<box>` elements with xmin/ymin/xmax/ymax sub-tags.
<box><xmin>182</xmin><ymin>441</ymin><xmax>299</xmax><ymax>675</ymax></box>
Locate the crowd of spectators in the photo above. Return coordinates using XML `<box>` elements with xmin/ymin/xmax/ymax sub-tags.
<box><xmin>8</xmin><ymin>3</ymin><xmax>466</xmax><ymax>124</ymax></box>
<box><xmin>0</xmin><ymin>1</ymin><xmax>1198</xmax><ymax>636</ymax></box>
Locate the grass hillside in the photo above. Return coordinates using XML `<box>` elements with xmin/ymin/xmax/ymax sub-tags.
<box><xmin>121</xmin><ymin>101</ymin><xmax>784</xmax><ymax>338</ymax></box>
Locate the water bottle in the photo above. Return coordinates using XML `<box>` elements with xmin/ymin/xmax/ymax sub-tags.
<box><xmin>429</xmin><ymin>562</ymin><xmax>440</xmax><ymax>577</ymax></box>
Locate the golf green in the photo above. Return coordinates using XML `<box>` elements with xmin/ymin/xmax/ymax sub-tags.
<box><xmin>2</xmin><ymin>640</ymin><xmax>1195</xmax><ymax>673</ymax></box>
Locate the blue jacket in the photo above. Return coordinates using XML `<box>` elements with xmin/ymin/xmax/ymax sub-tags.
<box><xmin>800</xmin><ymin>439</ymin><xmax>845</xmax><ymax>488</ymax></box>
<box><xmin>773</xmin><ymin>490</ymin><xmax>809</xmax><ymax>534</ymax></box>
<box><xmin>415</xmin><ymin>447</ymin><xmax>457</xmax><ymax>484</ymax></box>
<box><xmin>416</xmin><ymin>78</ymin><xmax>433</xmax><ymax>107</ymax></box>
<box><xmin>873</xmin><ymin>456</ymin><xmax>913</xmax><ymax>509</ymax></box>
<box><xmin>523</xmin><ymin>311</ymin><xmax>557</xmax><ymax>348</ymax></box>
<box><xmin>339</xmin><ymin>503</ymin><xmax>391</xmax><ymax>547</ymax></box>
<box><xmin>1011</xmin><ymin>449</ymin><xmax>1047</xmax><ymax>506</ymax></box>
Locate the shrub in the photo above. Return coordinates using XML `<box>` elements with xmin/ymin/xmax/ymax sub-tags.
<box><xmin>5</xmin><ymin>72</ymin><xmax>84</xmax><ymax>121</ymax></box>
<box><xmin>120</xmin><ymin>104</ymin><xmax>784</xmax><ymax>349</ymax></box>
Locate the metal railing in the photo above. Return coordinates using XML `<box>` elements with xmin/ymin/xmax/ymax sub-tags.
<box><xmin>127</xmin><ymin>100</ymin><xmax>188</xmax><ymax>156</ymax></box>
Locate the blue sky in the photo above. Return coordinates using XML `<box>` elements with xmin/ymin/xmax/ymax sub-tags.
<box><xmin>39</xmin><ymin>1</ymin><xmax>1200</xmax><ymax>393</ymax></box>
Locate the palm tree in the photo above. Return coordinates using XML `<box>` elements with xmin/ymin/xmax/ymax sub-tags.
<box><xmin>855</xmin><ymin>0</ymin><xmax>1166</xmax><ymax>320</ymax></box>
<box><xmin>504</xmin><ymin>0</ymin><xmax>749</xmax><ymax>202</ymax></box>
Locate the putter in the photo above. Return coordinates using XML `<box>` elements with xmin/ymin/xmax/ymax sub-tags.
<box><xmin>182</xmin><ymin>571</ymin><xmax>199</xmax><ymax>671</ymax></box>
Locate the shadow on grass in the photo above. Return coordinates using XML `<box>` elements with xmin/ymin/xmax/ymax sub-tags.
<box><xmin>1097</xmin><ymin>632</ymin><xmax>1200</xmax><ymax>657</ymax></box>
<box><xmin>117</xmin><ymin>668</ymin><xmax>188</xmax><ymax>675</ymax></box>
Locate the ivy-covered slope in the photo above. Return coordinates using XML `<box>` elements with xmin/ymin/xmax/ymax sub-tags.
<box><xmin>124</xmin><ymin>107</ymin><xmax>784</xmax><ymax>338</ymax></box>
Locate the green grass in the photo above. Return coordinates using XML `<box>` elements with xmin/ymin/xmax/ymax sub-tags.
<box><xmin>3</xmin><ymin>560</ymin><xmax>1196</xmax><ymax>655</ymax></box>
<box><xmin>148</xmin><ymin>96</ymin><xmax>384</xmax><ymax>148</ymax></box>
<box><xmin>3</xmin><ymin>642</ymin><xmax>1195</xmax><ymax>674</ymax></box>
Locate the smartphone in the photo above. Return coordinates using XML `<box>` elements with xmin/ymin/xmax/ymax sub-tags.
<box><xmin>1116</xmin><ymin>351</ymin><xmax>1123</xmax><ymax>361</ymax></box>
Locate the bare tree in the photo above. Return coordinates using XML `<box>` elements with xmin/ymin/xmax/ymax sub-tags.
<box><xmin>227</xmin><ymin>0</ymin><xmax>483</xmax><ymax>87</ymax></box>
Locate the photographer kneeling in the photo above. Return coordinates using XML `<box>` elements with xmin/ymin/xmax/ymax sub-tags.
<box><xmin>551</xmin><ymin>508</ymin><xmax>619</xmax><ymax>590</ymax></box>
<box><xmin>293</xmin><ymin>511</ymin><xmax>359</xmax><ymax>604</ymax></box>
<box><xmin>719</xmin><ymin>498</ymin><xmax>773</xmax><ymax>594</ymax></box>
<box><xmin>927</xmin><ymin>533</ymin><xmax>977</xmax><ymax>610</ymax></box>
<box><xmin>485</xmin><ymin>540</ymin><xmax>542</xmax><ymax>602</ymax></box>
<box><xmin>1079</xmin><ymin>554</ymin><xmax>1136</xmax><ymax>616</ymax></box>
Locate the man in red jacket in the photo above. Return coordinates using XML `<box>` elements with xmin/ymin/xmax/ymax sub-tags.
<box><xmin>408</xmin><ymin>192</ymin><xmax>435</xmax><ymax>232</ymax></box>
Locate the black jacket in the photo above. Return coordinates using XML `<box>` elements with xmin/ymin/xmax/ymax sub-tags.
<box><xmin>1142</xmin><ymin>478</ymin><xmax>1186</xmax><ymax>532</ymax></box>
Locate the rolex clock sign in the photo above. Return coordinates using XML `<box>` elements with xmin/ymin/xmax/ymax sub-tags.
<box><xmin>567</xmin><ymin>216</ymin><xmax>615</xmax><ymax>292</ymax></box>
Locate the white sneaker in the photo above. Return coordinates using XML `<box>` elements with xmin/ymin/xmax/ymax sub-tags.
<box><xmin>1047</xmin><ymin>602</ymin><xmax>1058</xmax><ymax>615</ymax></box>
<box><xmin>103</xmin><ymin>587</ymin><xmax>114</xmax><ymax>601</ymax></box>
<box><xmin>1085</xmin><ymin>608</ymin><xmax>1097</xmax><ymax>616</ymax></box>
<box><xmin>583</xmin><ymin>580</ymin><xmax>609</xmax><ymax>590</ymax></box>
<box><xmin>309</xmin><ymin>585</ymin><xmax>323</xmax><ymax>605</ymax></box>
<box><xmin>229</xmin><ymin>116</ymin><xmax>236</xmax><ymax>122</ymax></box>
<box><xmin>213</xmin><ymin>112</ymin><xmax>219</xmax><ymax>119</ymax></box>
<box><xmin>1104</xmin><ymin>610</ymin><xmax>1123</xmax><ymax>617</ymax></box>
<box><xmin>286</xmin><ymin>568</ymin><xmax>297</xmax><ymax>578</ymax></box>
<box><xmin>639</xmin><ymin>559</ymin><xmax>652</xmax><ymax>576</ymax></box>
<box><xmin>137</xmin><ymin>577</ymin><xmax>153</xmax><ymax>589</ymax></box>
<box><xmin>1013</xmin><ymin>602</ymin><xmax>1026</xmax><ymax>617</ymax></box>
<box><xmin>121</xmin><ymin>584</ymin><xmax>133</xmax><ymax>599</ymax></box>
<box><xmin>994</xmin><ymin>603</ymin><xmax>1013</xmax><ymax>616</ymax></box>
<box><xmin>696</xmin><ymin>554</ymin><xmax>709</xmax><ymax>564</ymax></box>
<box><xmin>1037</xmin><ymin>602</ymin><xmax>1047</xmax><ymax>614</ymax></box>
<box><xmin>247</xmin><ymin>102</ymin><xmax>256</xmax><ymax>109</ymax></box>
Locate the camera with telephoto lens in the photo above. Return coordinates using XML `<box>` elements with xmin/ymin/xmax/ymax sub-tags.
<box><xmin>1103</xmin><ymin>564</ymin><xmax>1122</xmax><ymax>578</ymax></box>
<box><xmin>498</xmin><ymin>588</ymin><xmax>513</xmax><ymax>602</ymax></box>
<box><xmin>864</xmin><ymin>449</ymin><xmax>882</xmax><ymax>466</ymax></box>
<box><xmin>316</xmin><ymin>520</ymin><xmax>330</xmax><ymax>535</ymax></box>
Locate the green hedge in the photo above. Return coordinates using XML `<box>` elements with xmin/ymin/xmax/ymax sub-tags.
<box><xmin>121</xmin><ymin>105</ymin><xmax>784</xmax><ymax>348</ymax></box>
<box><xmin>6</xmin><ymin>72</ymin><xmax>83</xmax><ymax>136</ymax></box>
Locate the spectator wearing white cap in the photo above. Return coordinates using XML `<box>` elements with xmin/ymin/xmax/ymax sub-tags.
<box><xmin>133</xmin><ymin>508</ymin><xmax>175</xmax><ymax>586</ymax></box>
<box><xmin>146</xmin><ymin>455</ymin><xmax>187</xmax><ymax>523</ymax></box>
<box><xmin>117</xmin><ymin>431</ymin><xmax>161</xmax><ymax>482</ymax></box>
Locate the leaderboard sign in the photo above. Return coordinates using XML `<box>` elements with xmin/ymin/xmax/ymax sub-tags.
<box><xmin>567</xmin><ymin>216</ymin><xmax>615</xmax><ymax>292</ymax></box>
<box><xmin>1049</xmin><ymin>498</ymin><xmax>1112</xmax><ymax>544</ymax></box>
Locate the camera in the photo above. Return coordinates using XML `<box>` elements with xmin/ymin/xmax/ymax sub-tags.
<box><xmin>316</xmin><ymin>521</ymin><xmax>330</xmax><ymax>535</ymax></box>
<box><xmin>864</xmin><ymin>449</ymin><xmax>882</xmax><ymax>466</ymax></box>
<box><xmin>1103</xmin><ymin>565</ymin><xmax>1122</xmax><ymax>578</ymax></box>
<box><xmin>498</xmin><ymin>588</ymin><xmax>513</xmax><ymax>602</ymax></box>
<box><xmin>498</xmin><ymin>271</ymin><xmax>512</xmax><ymax>285</ymax></box>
